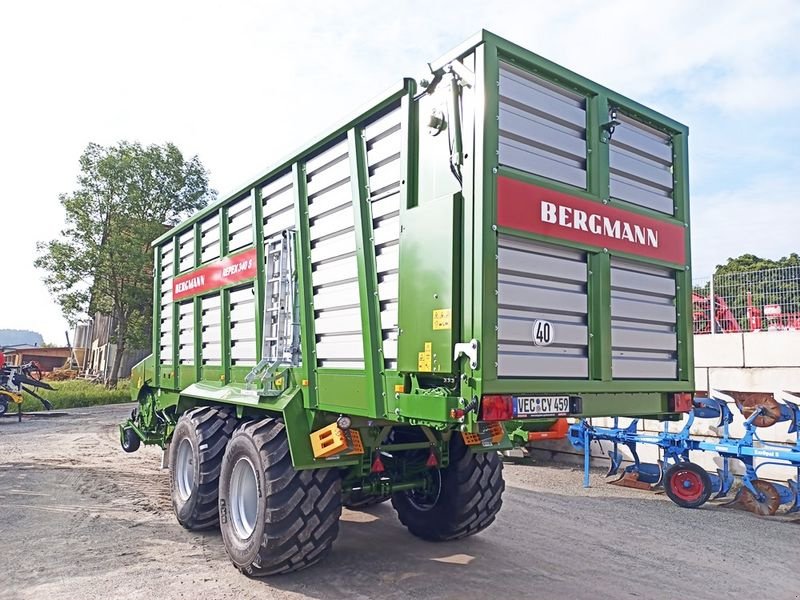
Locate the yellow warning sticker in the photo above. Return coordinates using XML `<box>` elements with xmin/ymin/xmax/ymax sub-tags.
<box><xmin>432</xmin><ymin>309</ymin><xmax>451</xmax><ymax>330</ymax></box>
<box><xmin>418</xmin><ymin>342</ymin><xmax>433</xmax><ymax>372</ymax></box>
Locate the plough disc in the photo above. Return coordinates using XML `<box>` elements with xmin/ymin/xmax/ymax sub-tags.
<box><xmin>738</xmin><ymin>479</ymin><xmax>781</xmax><ymax>516</ymax></box>
<box><xmin>731</xmin><ymin>392</ymin><xmax>783</xmax><ymax>428</ymax></box>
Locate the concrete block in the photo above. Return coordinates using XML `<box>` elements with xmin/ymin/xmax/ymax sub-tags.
<box><xmin>743</xmin><ymin>331</ymin><xmax>800</xmax><ymax>367</ymax></box>
<box><xmin>694</xmin><ymin>367</ymin><xmax>709</xmax><ymax>392</ymax></box>
<box><xmin>693</xmin><ymin>333</ymin><xmax>744</xmax><ymax>368</ymax></box>
<box><xmin>707</xmin><ymin>367</ymin><xmax>800</xmax><ymax>393</ymax></box>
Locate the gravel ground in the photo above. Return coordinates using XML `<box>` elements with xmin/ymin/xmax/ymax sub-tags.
<box><xmin>1</xmin><ymin>404</ymin><xmax>798</xmax><ymax>600</ymax></box>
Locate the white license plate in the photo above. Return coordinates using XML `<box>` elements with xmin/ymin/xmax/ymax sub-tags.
<box><xmin>513</xmin><ymin>395</ymin><xmax>571</xmax><ymax>418</ymax></box>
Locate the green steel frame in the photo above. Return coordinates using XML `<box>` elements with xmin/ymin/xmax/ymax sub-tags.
<box><xmin>126</xmin><ymin>30</ymin><xmax>693</xmax><ymax>473</ymax></box>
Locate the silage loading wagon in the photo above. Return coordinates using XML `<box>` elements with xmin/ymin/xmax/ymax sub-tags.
<box><xmin>121</xmin><ymin>30</ymin><xmax>693</xmax><ymax>575</ymax></box>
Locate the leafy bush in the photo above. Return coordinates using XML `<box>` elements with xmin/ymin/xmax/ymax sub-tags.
<box><xmin>11</xmin><ymin>379</ymin><xmax>131</xmax><ymax>412</ymax></box>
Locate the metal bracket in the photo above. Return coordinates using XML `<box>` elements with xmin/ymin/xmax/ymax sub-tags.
<box><xmin>600</xmin><ymin>108</ymin><xmax>620</xmax><ymax>143</ymax></box>
<box><xmin>160</xmin><ymin>443</ymin><xmax>170</xmax><ymax>470</ymax></box>
<box><xmin>453</xmin><ymin>339</ymin><xmax>479</xmax><ymax>369</ymax></box>
<box><xmin>445</xmin><ymin>60</ymin><xmax>474</xmax><ymax>88</ymax></box>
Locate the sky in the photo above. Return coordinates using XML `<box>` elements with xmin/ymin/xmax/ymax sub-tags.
<box><xmin>1</xmin><ymin>0</ymin><xmax>798</xmax><ymax>343</ymax></box>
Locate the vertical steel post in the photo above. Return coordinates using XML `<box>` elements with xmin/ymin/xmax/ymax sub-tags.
<box><xmin>709</xmin><ymin>275</ymin><xmax>716</xmax><ymax>335</ymax></box>
<box><xmin>583</xmin><ymin>425</ymin><xmax>591</xmax><ymax>488</ymax></box>
<box><xmin>220</xmin><ymin>207</ymin><xmax>231</xmax><ymax>383</ymax></box>
<box><xmin>348</xmin><ymin>127</ymin><xmax>385</xmax><ymax>416</ymax></box>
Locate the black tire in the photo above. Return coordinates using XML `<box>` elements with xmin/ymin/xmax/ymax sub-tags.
<box><xmin>664</xmin><ymin>461</ymin><xmax>712</xmax><ymax>509</ymax></box>
<box><xmin>0</xmin><ymin>395</ymin><xmax>8</xmax><ymax>417</ymax></box>
<box><xmin>121</xmin><ymin>428</ymin><xmax>141</xmax><ymax>453</ymax></box>
<box><xmin>344</xmin><ymin>493</ymin><xmax>390</xmax><ymax>510</ymax></box>
<box><xmin>170</xmin><ymin>405</ymin><xmax>237</xmax><ymax>530</ymax></box>
<box><xmin>391</xmin><ymin>435</ymin><xmax>504</xmax><ymax>541</ymax></box>
<box><xmin>218</xmin><ymin>418</ymin><xmax>342</xmax><ymax>576</ymax></box>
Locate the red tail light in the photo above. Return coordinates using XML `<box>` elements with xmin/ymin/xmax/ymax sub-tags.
<box><xmin>670</xmin><ymin>392</ymin><xmax>693</xmax><ymax>413</ymax></box>
<box><xmin>480</xmin><ymin>395</ymin><xmax>514</xmax><ymax>421</ymax></box>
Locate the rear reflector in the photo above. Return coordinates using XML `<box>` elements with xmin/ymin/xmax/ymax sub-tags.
<box><xmin>480</xmin><ymin>395</ymin><xmax>514</xmax><ymax>421</ymax></box>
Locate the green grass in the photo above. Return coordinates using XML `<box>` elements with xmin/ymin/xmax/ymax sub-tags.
<box><xmin>11</xmin><ymin>379</ymin><xmax>132</xmax><ymax>412</ymax></box>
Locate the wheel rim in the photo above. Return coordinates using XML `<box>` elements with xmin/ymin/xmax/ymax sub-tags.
<box><xmin>405</xmin><ymin>470</ymin><xmax>442</xmax><ymax>512</ymax></box>
<box><xmin>175</xmin><ymin>438</ymin><xmax>195</xmax><ymax>501</ymax></box>
<box><xmin>670</xmin><ymin>468</ymin><xmax>704</xmax><ymax>503</ymax></box>
<box><xmin>229</xmin><ymin>456</ymin><xmax>259</xmax><ymax>539</ymax></box>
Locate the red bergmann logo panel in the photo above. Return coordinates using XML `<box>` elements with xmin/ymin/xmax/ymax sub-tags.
<box><xmin>172</xmin><ymin>247</ymin><xmax>258</xmax><ymax>301</ymax></box>
<box><xmin>496</xmin><ymin>176</ymin><xmax>686</xmax><ymax>265</ymax></box>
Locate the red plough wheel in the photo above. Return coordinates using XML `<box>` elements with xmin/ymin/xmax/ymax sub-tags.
<box><xmin>664</xmin><ymin>462</ymin><xmax>712</xmax><ymax>509</ymax></box>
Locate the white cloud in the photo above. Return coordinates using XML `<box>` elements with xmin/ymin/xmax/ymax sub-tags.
<box><xmin>0</xmin><ymin>0</ymin><xmax>797</xmax><ymax>341</ymax></box>
<box><xmin>691</xmin><ymin>176</ymin><xmax>798</xmax><ymax>277</ymax></box>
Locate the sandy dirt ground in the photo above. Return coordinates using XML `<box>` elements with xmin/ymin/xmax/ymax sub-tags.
<box><xmin>1</xmin><ymin>404</ymin><xmax>798</xmax><ymax>600</ymax></box>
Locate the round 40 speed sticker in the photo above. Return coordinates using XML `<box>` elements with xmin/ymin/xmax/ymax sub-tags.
<box><xmin>532</xmin><ymin>319</ymin><xmax>554</xmax><ymax>346</ymax></box>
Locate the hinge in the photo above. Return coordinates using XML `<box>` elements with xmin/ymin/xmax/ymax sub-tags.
<box><xmin>453</xmin><ymin>339</ymin><xmax>479</xmax><ymax>370</ymax></box>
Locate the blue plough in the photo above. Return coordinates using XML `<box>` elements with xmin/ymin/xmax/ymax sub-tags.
<box><xmin>568</xmin><ymin>390</ymin><xmax>800</xmax><ymax>514</ymax></box>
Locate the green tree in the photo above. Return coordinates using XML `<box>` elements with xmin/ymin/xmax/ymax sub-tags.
<box><xmin>35</xmin><ymin>142</ymin><xmax>215</xmax><ymax>385</ymax></box>
<box><xmin>711</xmin><ymin>253</ymin><xmax>800</xmax><ymax>329</ymax></box>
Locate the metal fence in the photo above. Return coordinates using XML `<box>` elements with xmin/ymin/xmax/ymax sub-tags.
<box><xmin>692</xmin><ymin>265</ymin><xmax>800</xmax><ymax>334</ymax></box>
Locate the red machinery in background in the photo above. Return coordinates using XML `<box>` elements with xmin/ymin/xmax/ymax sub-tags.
<box><xmin>693</xmin><ymin>291</ymin><xmax>800</xmax><ymax>334</ymax></box>
<box><xmin>692</xmin><ymin>291</ymin><xmax>762</xmax><ymax>334</ymax></box>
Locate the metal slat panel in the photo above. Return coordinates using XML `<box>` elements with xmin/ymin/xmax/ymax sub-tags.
<box><xmin>365</xmin><ymin>106</ymin><xmax>402</xmax><ymax>370</ymax></box>
<box><xmin>306</xmin><ymin>141</ymin><xmax>363</xmax><ymax>369</ymax></box>
<box><xmin>230</xmin><ymin>301</ymin><xmax>255</xmax><ymax>325</ymax></box>
<box><xmin>178</xmin><ymin>231</ymin><xmax>194</xmax><ymax>272</ymax></box>
<box><xmin>315</xmin><ymin>307</ymin><xmax>362</xmax><ymax>335</ymax></box>
<box><xmin>496</xmin><ymin>235</ymin><xmax>588</xmax><ymax>379</ymax></box>
<box><xmin>313</xmin><ymin>281</ymin><xmax>360</xmax><ymax>311</ymax></box>
<box><xmin>179</xmin><ymin>300</ymin><xmax>194</xmax><ymax>364</ymax></box>
<box><xmin>229</xmin><ymin>286</ymin><xmax>254</xmax><ymax>305</ymax></box>
<box><xmin>610</xmin><ymin>258</ymin><xmax>677</xmax><ymax>379</ymax></box>
<box><xmin>313</xmin><ymin>255</ymin><xmax>359</xmax><ymax>287</ymax></box>
<box><xmin>200</xmin><ymin>214</ymin><xmax>221</xmax><ymax>263</ymax></box>
<box><xmin>231</xmin><ymin>339</ymin><xmax>257</xmax><ymax>364</ymax></box>
<box><xmin>262</xmin><ymin>174</ymin><xmax>296</xmax><ymax>240</ymax></box>
<box><xmin>308</xmin><ymin>181</ymin><xmax>352</xmax><ymax>219</ymax></box>
<box><xmin>368</xmin><ymin>155</ymin><xmax>401</xmax><ymax>197</ymax></box>
<box><xmin>375</xmin><ymin>243</ymin><xmax>399</xmax><ymax>275</ymax></box>
<box><xmin>610</xmin><ymin>113</ymin><xmax>673</xmax><ymax>214</ymax></box>
<box><xmin>307</xmin><ymin>155</ymin><xmax>349</xmax><ymax>198</ymax></box>
<box><xmin>380</xmin><ymin>302</ymin><xmax>398</xmax><ymax>330</ymax></box>
<box><xmin>227</xmin><ymin>195</ymin><xmax>253</xmax><ymax>252</ymax></box>
<box><xmin>309</xmin><ymin>205</ymin><xmax>355</xmax><ymax>241</ymax></box>
<box><xmin>178</xmin><ymin>301</ymin><xmax>194</xmax><ymax>348</ymax></box>
<box><xmin>201</xmin><ymin>293</ymin><xmax>222</xmax><ymax>366</ymax></box>
<box><xmin>612</xmin><ymin>353</ymin><xmax>677</xmax><ymax>379</ymax></box>
<box><xmin>499</xmin><ymin>62</ymin><xmax>587</xmax><ymax>189</ymax></box>
<box><xmin>499</xmin><ymin>139</ymin><xmax>586</xmax><ymax>189</ymax></box>
<box><xmin>316</xmin><ymin>334</ymin><xmax>364</xmax><ymax>361</ymax></box>
<box><xmin>373</xmin><ymin>214</ymin><xmax>400</xmax><ymax>248</ymax></box>
<box><xmin>377</xmin><ymin>273</ymin><xmax>398</xmax><ymax>303</ymax></box>
<box><xmin>372</xmin><ymin>191</ymin><xmax>400</xmax><ymax>220</ymax></box>
<box><xmin>310</xmin><ymin>232</ymin><xmax>357</xmax><ymax>264</ymax></box>
<box><xmin>230</xmin><ymin>283</ymin><xmax>256</xmax><ymax>365</ymax></box>
<box><xmin>261</xmin><ymin>173</ymin><xmax>293</xmax><ymax>201</ymax></box>
<box><xmin>498</xmin><ymin>349</ymin><xmax>589</xmax><ymax>378</ymax></box>
<box><xmin>366</xmin><ymin>126</ymin><xmax>401</xmax><ymax>167</ymax></box>
<box><xmin>263</xmin><ymin>206</ymin><xmax>295</xmax><ymax>238</ymax></box>
<box><xmin>262</xmin><ymin>185</ymin><xmax>294</xmax><ymax>217</ymax></box>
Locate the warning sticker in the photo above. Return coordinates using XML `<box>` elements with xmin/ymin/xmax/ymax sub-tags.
<box><xmin>418</xmin><ymin>342</ymin><xmax>432</xmax><ymax>372</ymax></box>
<box><xmin>432</xmin><ymin>309</ymin><xmax>451</xmax><ymax>330</ymax></box>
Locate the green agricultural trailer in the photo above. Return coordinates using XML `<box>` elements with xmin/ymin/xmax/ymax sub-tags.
<box><xmin>121</xmin><ymin>30</ymin><xmax>694</xmax><ymax>575</ymax></box>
